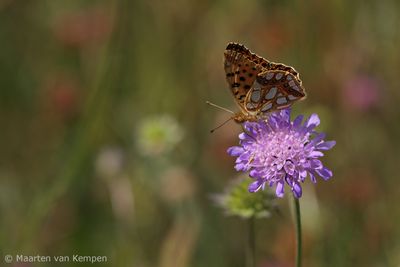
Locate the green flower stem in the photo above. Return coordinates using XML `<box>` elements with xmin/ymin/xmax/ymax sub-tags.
<box><xmin>293</xmin><ymin>197</ymin><xmax>302</xmax><ymax>267</ymax></box>
<box><xmin>247</xmin><ymin>217</ymin><xmax>256</xmax><ymax>267</ymax></box>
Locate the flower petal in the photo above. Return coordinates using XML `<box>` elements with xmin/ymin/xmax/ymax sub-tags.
<box><xmin>234</xmin><ymin>163</ymin><xmax>247</xmax><ymax>171</ymax></box>
<box><xmin>275</xmin><ymin>181</ymin><xmax>285</xmax><ymax>198</ymax></box>
<box><xmin>299</xmin><ymin>169</ymin><xmax>307</xmax><ymax>179</ymax></box>
<box><xmin>248</xmin><ymin>179</ymin><xmax>264</xmax><ymax>193</ymax></box>
<box><xmin>284</xmin><ymin>161</ymin><xmax>295</xmax><ymax>175</ymax></box>
<box><xmin>307</xmin><ymin>132</ymin><xmax>326</xmax><ymax>147</ymax></box>
<box><xmin>227</xmin><ymin>146</ymin><xmax>244</xmax><ymax>156</ymax></box>
<box><xmin>309</xmin><ymin>159</ymin><xmax>323</xmax><ymax>169</ymax></box>
<box><xmin>293</xmin><ymin>115</ymin><xmax>304</xmax><ymax>128</ymax></box>
<box><xmin>249</xmin><ymin>169</ymin><xmax>261</xmax><ymax>178</ymax></box>
<box><xmin>292</xmin><ymin>182</ymin><xmax>302</xmax><ymax>198</ymax></box>
<box><xmin>277</xmin><ymin>159</ymin><xmax>288</xmax><ymax>171</ymax></box>
<box><xmin>315</xmin><ymin>167</ymin><xmax>333</xmax><ymax>180</ymax></box>
<box><xmin>316</xmin><ymin>140</ymin><xmax>336</xmax><ymax>150</ymax></box>
<box><xmin>305</xmin><ymin>113</ymin><xmax>320</xmax><ymax>128</ymax></box>
<box><xmin>244</xmin><ymin>122</ymin><xmax>258</xmax><ymax>136</ymax></box>
<box><xmin>238</xmin><ymin>132</ymin><xmax>250</xmax><ymax>140</ymax></box>
<box><xmin>309</xmin><ymin>151</ymin><xmax>324</xmax><ymax>158</ymax></box>
<box><xmin>280</xmin><ymin>109</ymin><xmax>291</xmax><ymax>122</ymax></box>
<box><xmin>258</xmin><ymin>120</ymin><xmax>269</xmax><ymax>132</ymax></box>
<box><xmin>238</xmin><ymin>152</ymin><xmax>251</xmax><ymax>161</ymax></box>
<box><xmin>309</xmin><ymin>171</ymin><xmax>317</xmax><ymax>183</ymax></box>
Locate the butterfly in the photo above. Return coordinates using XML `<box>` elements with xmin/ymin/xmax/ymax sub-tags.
<box><xmin>224</xmin><ymin>42</ymin><xmax>306</xmax><ymax>123</ymax></box>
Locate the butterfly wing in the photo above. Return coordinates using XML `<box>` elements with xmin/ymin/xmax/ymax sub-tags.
<box><xmin>244</xmin><ymin>70</ymin><xmax>306</xmax><ymax>114</ymax></box>
<box><xmin>224</xmin><ymin>43</ymin><xmax>266</xmax><ymax>112</ymax></box>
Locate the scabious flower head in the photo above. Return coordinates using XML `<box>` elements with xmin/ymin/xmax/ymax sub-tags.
<box><xmin>227</xmin><ymin>109</ymin><xmax>335</xmax><ymax>198</ymax></box>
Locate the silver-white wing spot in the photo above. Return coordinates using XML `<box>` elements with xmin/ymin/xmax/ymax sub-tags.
<box><xmin>288</xmin><ymin>80</ymin><xmax>296</xmax><ymax>87</ymax></box>
<box><xmin>288</xmin><ymin>95</ymin><xmax>299</xmax><ymax>101</ymax></box>
<box><xmin>265</xmin><ymin>87</ymin><xmax>277</xmax><ymax>100</ymax></box>
<box><xmin>276</xmin><ymin>97</ymin><xmax>288</xmax><ymax>105</ymax></box>
<box><xmin>251</xmin><ymin>90</ymin><xmax>261</xmax><ymax>102</ymax></box>
<box><xmin>275</xmin><ymin>73</ymin><xmax>283</xmax><ymax>80</ymax></box>
<box><xmin>287</xmin><ymin>75</ymin><xmax>293</xmax><ymax>81</ymax></box>
<box><xmin>253</xmin><ymin>81</ymin><xmax>262</xmax><ymax>91</ymax></box>
<box><xmin>246</xmin><ymin>102</ymin><xmax>256</xmax><ymax>109</ymax></box>
<box><xmin>265</xmin><ymin>72</ymin><xmax>274</xmax><ymax>80</ymax></box>
<box><xmin>261</xmin><ymin>102</ymin><xmax>273</xmax><ymax>112</ymax></box>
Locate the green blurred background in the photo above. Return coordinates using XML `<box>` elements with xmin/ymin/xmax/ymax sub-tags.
<box><xmin>1</xmin><ymin>0</ymin><xmax>399</xmax><ymax>266</ymax></box>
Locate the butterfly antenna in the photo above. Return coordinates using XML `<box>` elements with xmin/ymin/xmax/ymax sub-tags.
<box><xmin>206</xmin><ymin>101</ymin><xmax>234</xmax><ymax>114</ymax></box>
<box><xmin>210</xmin><ymin>117</ymin><xmax>233</xmax><ymax>133</ymax></box>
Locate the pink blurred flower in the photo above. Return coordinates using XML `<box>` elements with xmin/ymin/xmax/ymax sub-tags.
<box><xmin>342</xmin><ymin>75</ymin><xmax>381</xmax><ymax>111</ymax></box>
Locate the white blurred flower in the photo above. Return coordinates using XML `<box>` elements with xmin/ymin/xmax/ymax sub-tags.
<box><xmin>136</xmin><ymin>114</ymin><xmax>184</xmax><ymax>156</ymax></box>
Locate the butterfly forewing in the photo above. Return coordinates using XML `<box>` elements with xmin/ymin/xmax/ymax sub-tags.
<box><xmin>224</xmin><ymin>43</ymin><xmax>266</xmax><ymax>111</ymax></box>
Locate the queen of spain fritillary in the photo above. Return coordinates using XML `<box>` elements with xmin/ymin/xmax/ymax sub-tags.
<box><xmin>224</xmin><ymin>42</ymin><xmax>306</xmax><ymax>123</ymax></box>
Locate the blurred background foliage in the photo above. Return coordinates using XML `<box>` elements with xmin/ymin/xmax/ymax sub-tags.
<box><xmin>0</xmin><ymin>0</ymin><xmax>399</xmax><ymax>266</ymax></box>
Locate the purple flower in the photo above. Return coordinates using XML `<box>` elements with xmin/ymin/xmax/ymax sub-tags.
<box><xmin>227</xmin><ymin>109</ymin><xmax>335</xmax><ymax>198</ymax></box>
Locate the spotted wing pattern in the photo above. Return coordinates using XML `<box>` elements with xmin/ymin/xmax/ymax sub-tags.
<box><xmin>245</xmin><ymin>70</ymin><xmax>306</xmax><ymax>114</ymax></box>
<box><xmin>224</xmin><ymin>43</ymin><xmax>265</xmax><ymax>112</ymax></box>
<box><xmin>224</xmin><ymin>42</ymin><xmax>306</xmax><ymax>120</ymax></box>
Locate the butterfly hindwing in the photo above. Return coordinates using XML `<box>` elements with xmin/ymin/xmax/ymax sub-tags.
<box><xmin>244</xmin><ymin>70</ymin><xmax>306</xmax><ymax>114</ymax></box>
<box><xmin>256</xmin><ymin>70</ymin><xmax>306</xmax><ymax>98</ymax></box>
